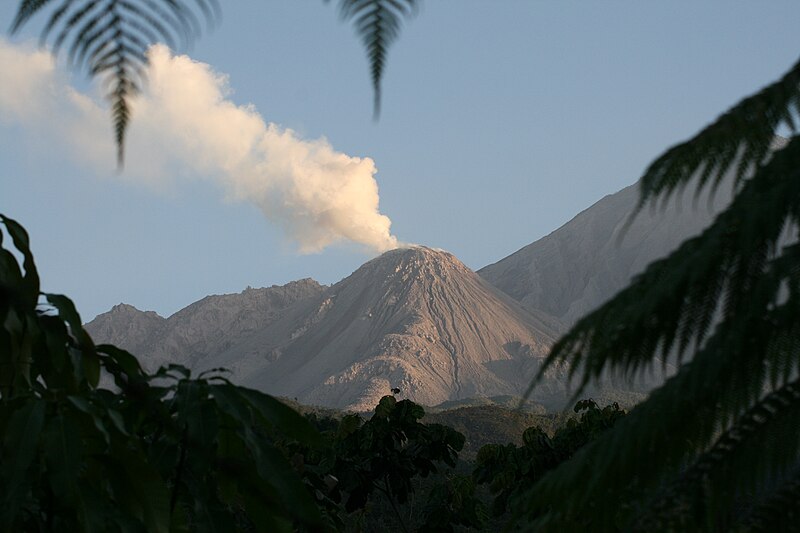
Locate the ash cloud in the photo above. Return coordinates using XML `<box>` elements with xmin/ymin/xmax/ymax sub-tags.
<box><xmin>0</xmin><ymin>40</ymin><xmax>399</xmax><ymax>254</ymax></box>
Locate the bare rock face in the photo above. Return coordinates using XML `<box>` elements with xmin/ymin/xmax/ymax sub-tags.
<box><xmin>86</xmin><ymin>303</ymin><xmax>166</xmax><ymax>355</ymax></box>
<box><xmin>87</xmin><ymin>248</ymin><xmax>569</xmax><ymax>411</ymax></box>
<box><xmin>85</xmin><ymin>278</ymin><xmax>326</xmax><ymax>371</ymax></box>
<box><xmin>230</xmin><ymin>246</ymin><xmax>564</xmax><ymax>411</ymax></box>
<box><xmin>479</xmin><ymin>180</ymin><xmax>734</xmax><ymax>327</ymax></box>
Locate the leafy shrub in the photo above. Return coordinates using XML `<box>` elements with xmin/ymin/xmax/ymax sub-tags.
<box><xmin>473</xmin><ymin>400</ymin><xmax>625</xmax><ymax>519</ymax></box>
<box><xmin>0</xmin><ymin>214</ymin><xmax>328</xmax><ymax>532</ymax></box>
<box><xmin>1</xmin><ymin>214</ymin><xmax>481</xmax><ymax>532</ymax></box>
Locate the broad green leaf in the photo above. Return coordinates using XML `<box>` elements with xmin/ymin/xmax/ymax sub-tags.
<box><xmin>67</xmin><ymin>395</ymin><xmax>110</xmax><ymax>444</ymax></box>
<box><xmin>43</xmin><ymin>413</ymin><xmax>82</xmax><ymax>500</ymax></box>
<box><xmin>234</xmin><ymin>386</ymin><xmax>323</xmax><ymax>447</ymax></box>
<box><xmin>0</xmin><ymin>249</ymin><xmax>24</xmax><ymax>288</ymax></box>
<box><xmin>46</xmin><ymin>293</ymin><xmax>99</xmax><ymax>387</ymax></box>
<box><xmin>0</xmin><ymin>215</ymin><xmax>39</xmax><ymax>304</ymax></box>
<box><xmin>0</xmin><ymin>399</ymin><xmax>45</xmax><ymax>525</ymax></box>
<box><xmin>241</xmin><ymin>426</ymin><xmax>324</xmax><ymax>527</ymax></box>
<box><xmin>102</xmin><ymin>447</ymin><xmax>170</xmax><ymax>533</ymax></box>
<box><xmin>242</xmin><ymin>492</ymin><xmax>293</xmax><ymax>533</ymax></box>
<box><xmin>75</xmin><ymin>482</ymin><xmax>117</xmax><ymax>533</ymax></box>
<box><xmin>97</xmin><ymin>344</ymin><xmax>142</xmax><ymax>375</ymax></box>
<box><xmin>107</xmin><ymin>408</ymin><xmax>129</xmax><ymax>436</ymax></box>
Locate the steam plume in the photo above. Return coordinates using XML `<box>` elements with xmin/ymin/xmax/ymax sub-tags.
<box><xmin>0</xmin><ymin>40</ymin><xmax>399</xmax><ymax>253</ymax></box>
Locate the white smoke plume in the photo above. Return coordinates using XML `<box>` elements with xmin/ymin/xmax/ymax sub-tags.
<box><xmin>0</xmin><ymin>40</ymin><xmax>399</xmax><ymax>254</ymax></box>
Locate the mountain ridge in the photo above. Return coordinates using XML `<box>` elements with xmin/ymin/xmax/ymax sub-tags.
<box><xmin>87</xmin><ymin>246</ymin><xmax>570</xmax><ymax>411</ymax></box>
<box><xmin>478</xmin><ymin>178</ymin><xmax>733</xmax><ymax>325</ymax></box>
<box><xmin>86</xmin><ymin>278</ymin><xmax>326</xmax><ymax>371</ymax></box>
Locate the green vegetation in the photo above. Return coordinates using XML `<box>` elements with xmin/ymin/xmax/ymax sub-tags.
<box><xmin>424</xmin><ymin>405</ymin><xmax>556</xmax><ymax>459</ymax></box>
<box><xmin>301</xmin><ymin>395</ymin><xmax>467</xmax><ymax>531</ymax></box>
<box><xmin>0</xmin><ymin>213</ymin><xmax>630</xmax><ymax>531</ymax></box>
<box><xmin>520</xmin><ymin>58</ymin><xmax>800</xmax><ymax>533</ymax></box>
<box><xmin>473</xmin><ymin>400</ymin><xmax>625</xmax><ymax>520</ymax></box>
<box><xmin>0</xmin><ymin>216</ymin><xmax>471</xmax><ymax>531</ymax></box>
<box><xmin>8</xmin><ymin>1</ymin><xmax>800</xmax><ymax>530</ymax></box>
<box><xmin>0</xmin><ymin>214</ymin><xmax>326</xmax><ymax>531</ymax></box>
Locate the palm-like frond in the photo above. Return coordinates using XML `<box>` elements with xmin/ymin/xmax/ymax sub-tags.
<box><xmin>335</xmin><ymin>0</ymin><xmax>418</xmax><ymax>118</ymax></box>
<box><xmin>520</xmin><ymin>282</ymin><xmax>800</xmax><ymax>530</ymax></box>
<box><xmin>521</xmin><ymin>80</ymin><xmax>800</xmax><ymax>530</ymax></box>
<box><xmin>742</xmin><ymin>468</ymin><xmax>800</xmax><ymax>533</ymax></box>
<box><xmin>632</xmin><ymin>377</ymin><xmax>800</xmax><ymax>531</ymax></box>
<box><xmin>12</xmin><ymin>0</ymin><xmax>417</xmax><ymax>162</ymax></box>
<box><xmin>531</xmin><ymin>136</ymin><xmax>800</xmax><ymax>400</ymax></box>
<box><xmin>10</xmin><ymin>0</ymin><xmax>218</xmax><ymax>165</ymax></box>
<box><xmin>637</xmin><ymin>55</ymin><xmax>800</xmax><ymax>211</ymax></box>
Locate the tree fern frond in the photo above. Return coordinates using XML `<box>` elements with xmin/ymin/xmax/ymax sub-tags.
<box><xmin>40</xmin><ymin>0</ymin><xmax>73</xmax><ymax>45</ymax></box>
<box><xmin>742</xmin><ymin>467</ymin><xmax>800</xmax><ymax>533</ymax></box>
<box><xmin>110</xmin><ymin>73</ymin><xmax>134</xmax><ymax>164</ymax></box>
<box><xmin>518</xmin><ymin>289</ymin><xmax>800</xmax><ymax>531</ymax></box>
<box><xmin>636</xmin><ymin>54</ymin><xmax>800</xmax><ymax>211</ymax></box>
<box><xmin>134</xmin><ymin>0</ymin><xmax>195</xmax><ymax>46</ymax></box>
<box><xmin>335</xmin><ymin>0</ymin><xmax>418</xmax><ymax>118</ymax></box>
<box><xmin>9</xmin><ymin>0</ymin><xmax>56</xmax><ymax>33</ymax></box>
<box><xmin>529</xmin><ymin>136</ymin><xmax>800</xmax><ymax>401</ymax></box>
<box><xmin>11</xmin><ymin>0</ymin><xmax>218</xmax><ymax>165</ymax></box>
<box><xmin>633</xmin><ymin>377</ymin><xmax>800</xmax><ymax>531</ymax></box>
<box><xmin>188</xmin><ymin>0</ymin><xmax>220</xmax><ymax>31</ymax></box>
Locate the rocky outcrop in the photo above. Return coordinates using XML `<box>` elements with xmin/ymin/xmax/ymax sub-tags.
<box><xmin>86</xmin><ymin>303</ymin><xmax>166</xmax><ymax>355</ymax></box>
<box><xmin>85</xmin><ymin>278</ymin><xmax>326</xmax><ymax>371</ymax></box>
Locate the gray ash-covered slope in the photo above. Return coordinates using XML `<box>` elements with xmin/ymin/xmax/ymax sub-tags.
<box><xmin>87</xmin><ymin>247</ymin><xmax>569</xmax><ymax>412</ymax></box>
<box><xmin>479</xmin><ymin>179</ymin><xmax>733</xmax><ymax>327</ymax></box>
<box><xmin>87</xmin><ymin>303</ymin><xmax>166</xmax><ymax>356</ymax></box>
<box><xmin>85</xmin><ymin>278</ymin><xmax>325</xmax><ymax>371</ymax></box>
<box><xmin>232</xmin><ymin>246</ymin><xmax>565</xmax><ymax>412</ymax></box>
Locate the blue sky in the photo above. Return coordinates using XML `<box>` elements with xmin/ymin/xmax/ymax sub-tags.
<box><xmin>1</xmin><ymin>1</ymin><xmax>799</xmax><ymax>321</ymax></box>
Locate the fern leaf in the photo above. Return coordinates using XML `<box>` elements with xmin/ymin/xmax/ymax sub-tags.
<box><xmin>10</xmin><ymin>0</ymin><xmax>218</xmax><ymax>166</ymax></box>
<box><xmin>530</xmin><ymin>136</ymin><xmax>800</xmax><ymax>401</ymax></box>
<box><xmin>637</xmin><ymin>55</ymin><xmax>800</xmax><ymax>211</ymax></box>
<box><xmin>743</xmin><ymin>468</ymin><xmax>800</xmax><ymax>533</ymax></box>
<box><xmin>519</xmin><ymin>287</ymin><xmax>800</xmax><ymax>530</ymax></box>
<box><xmin>632</xmin><ymin>377</ymin><xmax>800</xmax><ymax>531</ymax></box>
<box><xmin>9</xmin><ymin>0</ymin><xmax>55</xmax><ymax>33</ymax></box>
<box><xmin>336</xmin><ymin>0</ymin><xmax>418</xmax><ymax>118</ymax></box>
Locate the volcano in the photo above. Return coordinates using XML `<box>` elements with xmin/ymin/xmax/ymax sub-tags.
<box><xmin>236</xmin><ymin>246</ymin><xmax>564</xmax><ymax>410</ymax></box>
<box><xmin>87</xmin><ymin>246</ymin><xmax>567</xmax><ymax>411</ymax></box>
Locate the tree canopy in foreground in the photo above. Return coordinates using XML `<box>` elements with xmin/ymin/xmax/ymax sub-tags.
<box><xmin>6</xmin><ymin>1</ymin><xmax>800</xmax><ymax>531</ymax></box>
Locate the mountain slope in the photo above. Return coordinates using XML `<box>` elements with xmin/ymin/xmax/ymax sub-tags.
<box><xmin>86</xmin><ymin>303</ymin><xmax>166</xmax><ymax>355</ymax></box>
<box><xmin>479</xmin><ymin>180</ymin><xmax>733</xmax><ymax>326</ymax></box>
<box><xmin>85</xmin><ymin>278</ymin><xmax>326</xmax><ymax>370</ymax></box>
<box><xmin>229</xmin><ymin>246</ymin><xmax>563</xmax><ymax>411</ymax></box>
<box><xmin>87</xmin><ymin>247</ymin><xmax>570</xmax><ymax>411</ymax></box>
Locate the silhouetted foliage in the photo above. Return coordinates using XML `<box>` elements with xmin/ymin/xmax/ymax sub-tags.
<box><xmin>473</xmin><ymin>400</ymin><xmax>624</xmax><ymax>520</ymax></box>
<box><xmin>330</xmin><ymin>0</ymin><xmax>418</xmax><ymax>118</ymax></box>
<box><xmin>418</xmin><ymin>473</ymin><xmax>486</xmax><ymax>533</ymax></box>
<box><xmin>288</xmin><ymin>395</ymin><xmax>468</xmax><ymax>531</ymax></box>
<box><xmin>423</xmin><ymin>404</ymin><xmax>557</xmax><ymax>459</ymax></box>
<box><xmin>10</xmin><ymin>2</ymin><xmax>800</xmax><ymax>529</ymax></box>
<box><xmin>0</xmin><ymin>214</ymin><xmax>333</xmax><ymax>532</ymax></box>
<box><xmin>0</xmin><ymin>218</ymin><xmax>483</xmax><ymax>531</ymax></box>
<box><xmin>10</xmin><ymin>0</ymin><xmax>218</xmax><ymax>164</ymax></box>
<box><xmin>523</xmin><ymin>51</ymin><xmax>800</xmax><ymax>533</ymax></box>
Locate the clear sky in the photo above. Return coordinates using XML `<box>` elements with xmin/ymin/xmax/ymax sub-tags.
<box><xmin>1</xmin><ymin>1</ymin><xmax>799</xmax><ymax>321</ymax></box>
